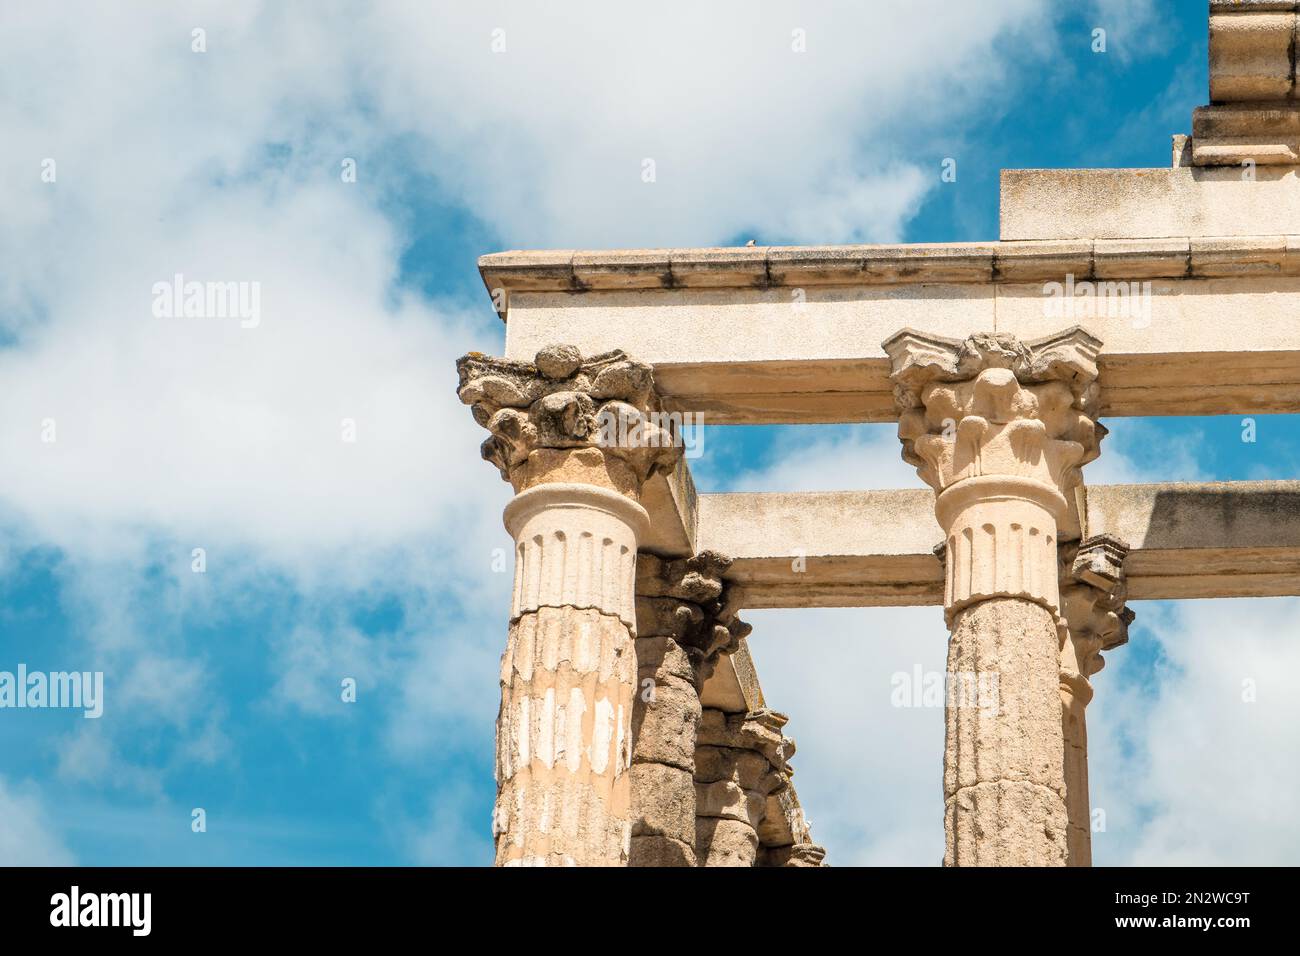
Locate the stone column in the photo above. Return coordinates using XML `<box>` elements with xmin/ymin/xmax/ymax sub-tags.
<box><xmin>694</xmin><ymin>708</ymin><xmax>793</xmax><ymax>866</ymax></box>
<box><xmin>629</xmin><ymin>550</ymin><xmax>748</xmax><ymax>867</ymax></box>
<box><xmin>883</xmin><ymin>328</ymin><xmax>1105</xmax><ymax>866</ymax></box>
<box><xmin>457</xmin><ymin>345</ymin><xmax>682</xmax><ymax>866</ymax></box>
<box><xmin>1058</xmin><ymin>534</ymin><xmax>1132</xmax><ymax>867</ymax></box>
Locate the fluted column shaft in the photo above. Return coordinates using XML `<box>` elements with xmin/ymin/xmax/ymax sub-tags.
<box><xmin>939</xmin><ymin>478</ymin><xmax>1070</xmax><ymax>866</ymax></box>
<box><xmin>457</xmin><ymin>344</ymin><xmax>683</xmax><ymax>866</ymax></box>
<box><xmin>884</xmin><ymin>329</ymin><xmax>1106</xmax><ymax>867</ymax></box>
<box><xmin>494</xmin><ymin>483</ymin><xmax>647</xmax><ymax>865</ymax></box>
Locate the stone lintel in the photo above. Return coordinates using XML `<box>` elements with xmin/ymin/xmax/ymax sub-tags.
<box><xmin>498</xmin><ymin>274</ymin><xmax>1300</xmax><ymax>425</ymax></box>
<box><xmin>697</xmin><ymin>482</ymin><xmax>1300</xmax><ymax>607</ymax></box>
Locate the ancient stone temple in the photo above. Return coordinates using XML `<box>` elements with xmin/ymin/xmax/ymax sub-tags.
<box><xmin>456</xmin><ymin>2</ymin><xmax>1300</xmax><ymax>866</ymax></box>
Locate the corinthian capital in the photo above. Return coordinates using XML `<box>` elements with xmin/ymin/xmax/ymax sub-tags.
<box><xmin>884</xmin><ymin>328</ymin><xmax>1107</xmax><ymax>619</ymax></box>
<box><xmin>882</xmin><ymin>328</ymin><xmax>1105</xmax><ymax>500</ymax></box>
<box><xmin>456</xmin><ymin>344</ymin><xmax>682</xmax><ymax>492</ymax></box>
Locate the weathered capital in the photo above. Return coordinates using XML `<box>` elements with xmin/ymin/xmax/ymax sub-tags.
<box><xmin>635</xmin><ymin>549</ymin><xmax>751</xmax><ymax>682</ymax></box>
<box><xmin>884</xmin><ymin>328</ymin><xmax>1105</xmax><ymax>619</ymax></box>
<box><xmin>457</xmin><ymin>344</ymin><xmax>682</xmax><ymax>494</ymax></box>
<box><xmin>1059</xmin><ymin>534</ymin><xmax>1134</xmax><ymax>696</ymax></box>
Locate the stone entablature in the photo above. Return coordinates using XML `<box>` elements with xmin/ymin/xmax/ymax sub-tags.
<box><xmin>697</xmin><ymin>480</ymin><xmax>1300</xmax><ymax>608</ymax></box>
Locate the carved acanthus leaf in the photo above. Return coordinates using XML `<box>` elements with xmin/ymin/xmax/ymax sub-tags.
<box><xmin>635</xmin><ymin>550</ymin><xmax>750</xmax><ymax>675</ymax></box>
<box><xmin>456</xmin><ymin>345</ymin><xmax>680</xmax><ymax>485</ymax></box>
<box><xmin>882</xmin><ymin>328</ymin><xmax>1105</xmax><ymax>499</ymax></box>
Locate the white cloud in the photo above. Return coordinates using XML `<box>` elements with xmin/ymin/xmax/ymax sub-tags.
<box><xmin>1090</xmin><ymin>597</ymin><xmax>1300</xmax><ymax>866</ymax></box>
<box><xmin>358</xmin><ymin>0</ymin><xmax>1057</xmax><ymax>247</ymax></box>
<box><xmin>0</xmin><ymin>777</ymin><xmax>76</xmax><ymax>865</ymax></box>
<box><xmin>1086</xmin><ymin>419</ymin><xmax>1212</xmax><ymax>486</ymax></box>
<box><xmin>0</xmin><ymin>0</ymin><xmax>1083</xmax><ymax>570</ymax></box>
<box><xmin>711</xmin><ymin>424</ymin><xmax>917</xmax><ymax>493</ymax></box>
<box><xmin>1086</xmin><ymin>0</ymin><xmax>1161</xmax><ymax>63</ymax></box>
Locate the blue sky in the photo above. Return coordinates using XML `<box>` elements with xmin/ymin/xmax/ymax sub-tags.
<box><xmin>0</xmin><ymin>1</ymin><xmax>1295</xmax><ymax>866</ymax></box>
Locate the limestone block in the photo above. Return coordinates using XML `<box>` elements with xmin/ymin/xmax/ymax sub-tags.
<box><xmin>693</xmin><ymin>745</ymin><xmax>772</xmax><ymax>791</ymax></box>
<box><xmin>695</xmin><ymin>708</ymin><xmax>793</xmax><ymax>769</ymax></box>
<box><xmin>1192</xmin><ymin>103</ymin><xmax>1300</xmax><ymax>165</ymax></box>
<box><xmin>1189</xmin><ymin>235</ymin><xmax>1292</xmax><ymax>277</ymax></box>
<box><xmin>1209</xmin><ymin>10</ymin><xmax>1295</xmax><ymax>102</ymax></box>
<box><xmin>629</xmin><ymin>763</ymin><xmax>696</xmax><ymax>845</ymax></box>
<box><xmin>633</xmin><ymin>635</ymin><xmax>696</xmax><ymax>684</ymax></box>
<box><xmin>763</xmin><ymin>843</ymin><xmax>828</xmax><ymax>867</ymax></box>
<box><xmin>629</xmin><ymin>834</ymin><xmax>695</xmax><ymax>867</ymax></box>
<box><xmin>667</xmin><ymin>246</ymin><xmax>768</xmax><ymax>289</ymax></box>
<box><xmin>694</xmin><ymin>779</ymin><xmax>768</xmax><ymax>825</ymax></box>
<box><xmin>1000</xmin><ymin>167</ymin><xmax>1300</xmax><ymax>240</ymax></box>
<box><xmin>696</xmin><ymin>817</ymin><xmax>759</xmax><ymax>867</ymax></box>
<box><xmin>630</xmin><ymin>674</ymin><xmax>700</xmax><ymax>771</ymax></box>
<box><xmin>1093</xmin><ymin>237</ymin><xmax>1190</xmax><ymax>278</ymax></box>
<box><xmin>573</xmin><ymin>250</ymin><xmax>671</xmax><ymax>290</ymax></box>
<box><xmin>758</xmin><ymin>787</ymin><xmax>811</xmax><ymax>848</ymax></box>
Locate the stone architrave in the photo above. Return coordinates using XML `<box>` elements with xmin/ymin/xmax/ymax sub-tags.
<box><xmin>883</xmin><ymin>327</ymin><xmax>1105</xmax><ymax>866</ymax></box>
<box><xmin>1058</xmin><ymin>534</ymin><xmax>1133</xmax><ymax>867</ymax></box>
<box><xmin>457</xmin><ymin>344</ymin><xmax>683</xmax><ymax>866</ymax></box>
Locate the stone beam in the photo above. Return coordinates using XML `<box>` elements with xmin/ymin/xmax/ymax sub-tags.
<box><xmin>698</xmin><ymin>481</ymin><xmax>1300</xmax><ymax>608</ymax></box>
<box><xmin>486</xmin><ymin>246</ymin><xmax>1300</xmax><ymax>424</ymax></box>
<box><xmin>640</xmin><ymin>454</ymin><xmax>697</xmax><ymax>556</ymax></box>
<box><xmin>697</xmin><ymin>489</ymin><xmax>944</xmax><ymax>608</ymax></box>
<box><xmin>1086</xmin><ymin>480</ymin><xmax>1300</xmax><ymax>600</ymax></box>
<box><xmin>1000</xmin><ymin>169</ymin><xmax>1300</xmax><ymax>239</ymax></box>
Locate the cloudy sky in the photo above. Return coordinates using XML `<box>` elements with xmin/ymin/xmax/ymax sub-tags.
<box><xmin>0</xmin><ymin>1</ymin><xmax>1295</xmax><ymax>866</ymax></box>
